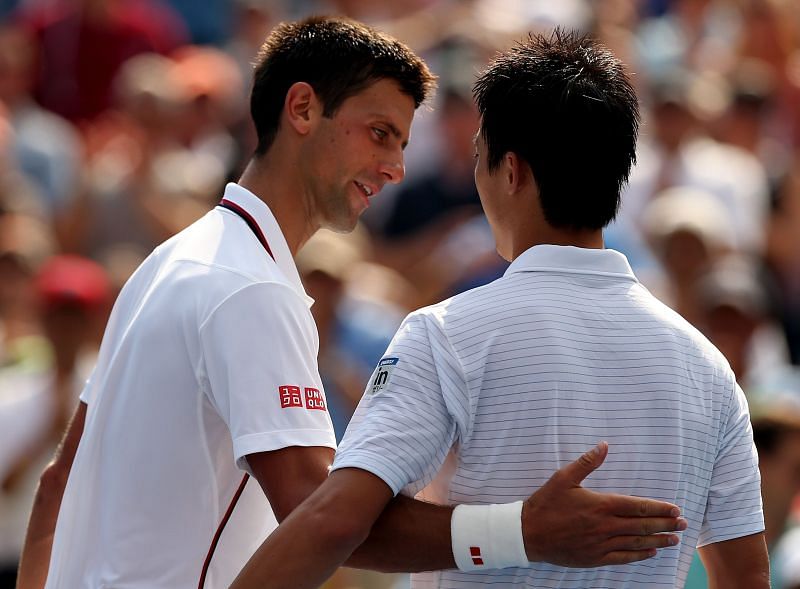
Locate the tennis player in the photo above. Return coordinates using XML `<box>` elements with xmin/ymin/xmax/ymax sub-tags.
<box><xmin>19</xmin><ymin>18</ymin><xmax>686</xmax><ymax>589</ymax></box>
<box><xmin>230</xmin><ymin>30</ymin><xmax>769</xmax><ymax>589</ymax></box>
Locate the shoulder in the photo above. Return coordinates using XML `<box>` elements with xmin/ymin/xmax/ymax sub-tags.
<box><xmin>634</xmin><ymin>283</ymin><xmax>735</xmax><ymax>376</ymax></box>
<box><xmin>408</xmin><ymin>279</ymin><xmax>504</xmax><ymax>328</ymax></box>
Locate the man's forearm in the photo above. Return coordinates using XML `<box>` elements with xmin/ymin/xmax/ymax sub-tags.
<box><xmin>345</xmin><ymin>494</ymin><xmax>455</xmax><ymax>572</ymax></box>
<box><xmin>16</xmin><ymin>465</ymin><xmax>66</xmax><ymax>589</ymax></box>
<box><xmin>232</xmin><ymin>445</ymin><xmax>687</xmax><ymax>588</ymax></box>
<box><xmin>17</xmin><ymin>402</ymin><xmax>86</xmax><ymax>589</ymax></box>
<box><xmin>346</xmin><ymin>443</ymin><xmax>686</xmax><ymax>573</ymax></box>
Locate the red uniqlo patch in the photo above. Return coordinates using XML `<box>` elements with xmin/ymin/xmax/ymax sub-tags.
<box><xmin>304</xmin><ymin>388</ymin><xmax>326</xmax><ymax>411</ymax></box>
<box><xmin>279</xmin><ymin>385</ymin><xmax>303</xmax><ymax>408</ymax></box>
<box><xmin>470</xmin><ymin>546</ymin><xmax>484</xmax><ymax>566</ymax></box>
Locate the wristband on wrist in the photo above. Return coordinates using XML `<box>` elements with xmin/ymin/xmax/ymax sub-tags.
<box><xmin>450</xmin><ymin>500</ymin><xmax>529</xmax><ymax>571</ymax></box>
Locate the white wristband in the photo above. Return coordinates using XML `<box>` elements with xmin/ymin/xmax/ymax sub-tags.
<box><xmin>450</xmin><ymin>501</ymin><xmax>529</xmax><ymax>571</ymax></box>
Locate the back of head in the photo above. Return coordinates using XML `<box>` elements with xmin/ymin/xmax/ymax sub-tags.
<box><xmin>473</xmin><ymin>29</ymin><xmax>639</xmax><ymax>230</ymax></box>
<box><xmin>250</xmin><ymin>15</ymin><xmax>436</xmax><ymax>155</ymax></box>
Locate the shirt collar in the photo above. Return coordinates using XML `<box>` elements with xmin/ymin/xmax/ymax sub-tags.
<box><xmin>221</xmin><ymin>183</ymin><xmax>312</xmax><ymax>303</ymax></box>
<box><xmin>504</xmin><ymin>244</ymin><xmax>638</xmax><ymax>282</ymax></box>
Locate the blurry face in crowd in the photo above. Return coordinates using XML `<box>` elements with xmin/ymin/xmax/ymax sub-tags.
<box><xmin>760</xmin><ymin>430</ymin><xmax>800</xmax><ymax>541</ymax></box>
<box><xmin>301</xmin><ymin>78</ymin><xmax>412</xmax><ymax>232</ymax></box>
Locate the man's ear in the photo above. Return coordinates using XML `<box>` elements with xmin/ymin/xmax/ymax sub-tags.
<box><xmin>283</xmin><ymin>82</ymin><xmax>321</xmax><ymax>136</ymax></box>
<box><xmin>502</xmin><ymin>151</ymin><xmax>531</xmax><ymax>195</ymax></box>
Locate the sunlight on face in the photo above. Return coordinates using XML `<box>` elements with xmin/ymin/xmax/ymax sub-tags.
<box><xmin>306</xmin><ymin>79</ymin><xmax>415</xmax><ymax>233</ymax></box>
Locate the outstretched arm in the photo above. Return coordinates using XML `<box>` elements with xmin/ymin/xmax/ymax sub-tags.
<box><xmin>232</xmin><ymin>442</ymin><xmax>686</xmax><ymax>588</ymax></box>
<box><xmin>17</xmin><ymin>401</ymin><xmax>87</xmax><ymax>589</ymax></box>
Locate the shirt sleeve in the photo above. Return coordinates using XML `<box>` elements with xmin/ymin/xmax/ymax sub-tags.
<box><xmin>199</xmin><ymin>281</ymin><xmax>336</xmax><ymax>473</ymax></box>
<box><xmin>331</xmin><ymin>311</ymin><xmax>466</xmax><ymax>496</ymax></box>
<box><xmin>78</xmin><ymin>369</ymin><xmax>94</xmax><ymax>405</ymax></box>
<box><xmin>698</xmin><ymin>379</ymin><xmax>764</xmax><ymax>546</ymax></box>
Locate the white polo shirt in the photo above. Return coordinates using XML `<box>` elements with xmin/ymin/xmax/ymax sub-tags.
<box><xmin>333</xmin><ymin>245</ymin><xmax>763</xmax><ymax>588</ymax></box>
<box><xmin>45</xmin><ymin>184</ymin><xmax>336</xmax><ymax>589</ymax></box>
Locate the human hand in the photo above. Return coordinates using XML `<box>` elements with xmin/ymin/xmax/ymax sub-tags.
<box><xmin>522</xmin><ymin>441</ymin><xmax>687</xmax><ymax>567</ymax></box>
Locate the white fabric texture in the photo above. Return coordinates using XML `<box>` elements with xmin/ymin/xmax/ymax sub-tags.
<box><xmin>45</xmin><ymin>183</ymin><xmax>336</xmax><ymax>589</ymax></box>
<box><xmin>333</xmin><ymin>244</ymin><xmax>763</xmax><ymax>588</ymax></box>
<box><xmin>450</xmin><ymin>501</ymin><xmax>527</xmax><ymax>571</ymax></box>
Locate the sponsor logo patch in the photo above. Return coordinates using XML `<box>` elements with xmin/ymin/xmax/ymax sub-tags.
<box><xmin>278</xmin><ymin>385</ymin><xmax>303</xmax><ymax>408</ymax></box>
<box><xmin>369</xmin><ymin>357</ymin><xmax>398</xmax><ymax>395</ymax></box>
<box><xmin>470</xmin><ymin>546</ymin><xmax>484</xmax><ymax>566</ymax></box>
<box><xmin>304</xmin><ymin>387</ymin><xmax>326</xmax><ymax>411</ymax></box>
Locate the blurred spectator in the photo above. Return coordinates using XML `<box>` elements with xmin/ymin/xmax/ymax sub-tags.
<box><xmin>0</xmin><ymin>255</ymin><xmax>109</xmax><ymax>585</ymax></box>
<box><xmin>372</xmin><ymin>76</ymin><xmax>488</xmax><ymax>307</ymax></box>
<box><xmin>0</xmin><ymin>24</ymin><xmax>82</xmax><ymax>217</ymax></box>
<box><xmin>169</xmin><ymin>45</ymin><xmax>245</xmax><ymax>180</ymax></box>
<box><xmin>296</xmin><ymin>227</ymin><xmax>408</xmax><ymax>440</ymax></box>
<box><xmin>695</xmin><ymin>255</ymin><xmax>789</xmax><ymax>387</ymax></box>
<box><xmin>18</xmin><ymin>0</ymin><xmax>188</xmax><ymax>124</ymax></box>
<box><xmin>161</xmin><ymin>0</ymin><xmax>233</xmax><ymax>45</ymax></box>
<box><xmin>766</xmin><ymin>156</ymin><xmax>800</xmax><ymax>364</ymax></box>
<box><xmin>613</xmin><ymin>68</ymin><xmax>770</xmax><ymax>258</ymax></box>
<box><xmin>57</xmin><ymin>50</ymin><xmax>231</xmax><ymax>259</ymax></box>
<box><xmin>712</xmin><ymin>59</ymin><xmax>790</xmax><ymax>192</ymax></box>
<box><xmin>636</xmin><ymin>0</ymin><xmax>740</xmax><ymax>77</ymax></box>
<box><xmin>381</xmin><ymin>85</ymin><xmax>480</xmax><ymax>239</ymax></box>
<box><xmin>774</xmin><ymin>524</ymin><xmax>800</xmax><ymax>589</ymax></box>
<box><xmin>0</xmin><ymin>211</ymin><xmax>54</xmax><ymax>371</ymax></box>
<box><xmin>224</xmin><ymin>1</ymin><xmax>287</xmax><ymax>162</ymax></box>
<box><xmin>750</xmin><ymin>378</ymin><xmax>800</xmax><ymax>548</ymax></box>
<box><xmin>638</xmin><ymin>186</ymin><xmax>735</xmax><ymax>326</ymax></box>
<box><xmin>0</xmin><ymin>102</ymin><xmax>46</xmax><ymax>220</ymax></box>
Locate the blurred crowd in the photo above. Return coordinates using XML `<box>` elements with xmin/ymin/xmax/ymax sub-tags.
<box><xmin>0</xmin><ymin>0</ymin><xmax>799</xmax><ymax>587</ymax></box>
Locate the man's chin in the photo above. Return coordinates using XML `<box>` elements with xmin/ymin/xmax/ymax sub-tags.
<box><xmin>322</xmin><ymin>213</ymin><xmax>360</xmax><ymax>234</ymax></box>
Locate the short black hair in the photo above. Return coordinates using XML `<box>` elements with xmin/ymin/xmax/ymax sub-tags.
<box><xmin>473</xmin><ymin>29</ymin><xmax>639</xmax><ymax>230</ymax></box>
<box><xmin>251</xmin><ymin>16</ymin><xmax>436</xmax><ymax>155</ymax></box>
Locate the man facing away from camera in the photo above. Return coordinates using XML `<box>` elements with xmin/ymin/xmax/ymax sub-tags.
<box><xmin>18</xmin><ymin>17</ymin><xmax>688</xmax><ymax>589</ymax></box>
<box><xmin>230</xmin><ymin>30</ymin><xmax>769</xmax><ymax>589</ymax></box>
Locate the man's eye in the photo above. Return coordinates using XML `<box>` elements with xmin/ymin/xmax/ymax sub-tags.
<box><xmin>372</xmin><ymin>128</ymin><xmax>388</xmax><ymax>140</ymax></box>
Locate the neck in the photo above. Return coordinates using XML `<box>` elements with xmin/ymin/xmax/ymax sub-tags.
<box><xmin>238</xmin><ymin>150</ymin><xmax>318</xmax><ymax>257</ymax></box>
<box><xmin>504</xmin><ymin>222</ymin><xmax>604</xmax><ymax>261</ymax></box>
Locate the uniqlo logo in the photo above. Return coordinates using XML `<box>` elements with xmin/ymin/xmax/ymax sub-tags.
<box><xmin>470</xmin><ymin>546</ymin><xmax>484</xmax><ymax>566</ymax></box>
<box><xmin>304</xmin><ymin>388</ymin><xmax>326</xmax><ymax>411</ymax></box>
<box><xmin>279</xmin><ymin>385</ymin><xmax>303</xmax><ymax>408</ymax></box>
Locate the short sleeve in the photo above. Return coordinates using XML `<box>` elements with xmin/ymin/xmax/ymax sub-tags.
<box><xmin>331</xmin><ymin>312</ymin><xmax>465</xmax><ymax>496</ymax></box>
<box><xmin>698</xmin><ymin>380</ymin><xmax>764</xmax><ymax>546</ymax></box>
<box><xmin>199</xmin><ymin>282</ymin><xmax>336</xmax><ymax>473</ymax></box>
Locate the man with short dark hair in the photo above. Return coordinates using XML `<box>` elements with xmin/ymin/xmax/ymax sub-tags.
<box><xmin>19</xmin><ymin>19</ymin><xmax>684</xmax><ymax>589</ymax></box>
<box><xmin>230</xmin><ymin>30</ymin><xmax>768</xmax><ymax>589</ymax></box>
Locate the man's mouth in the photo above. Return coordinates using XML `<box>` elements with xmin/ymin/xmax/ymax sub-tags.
<box><xmin>354</xmin><ymin>181</ymin><xmax>374</xmax><ymax>197</ymax></box>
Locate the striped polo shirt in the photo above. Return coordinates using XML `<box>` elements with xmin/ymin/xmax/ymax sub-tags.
<box><xmin>332</xmin><ymin>244</ymin><xmax>763</xmax><ymax>588</ymax></box>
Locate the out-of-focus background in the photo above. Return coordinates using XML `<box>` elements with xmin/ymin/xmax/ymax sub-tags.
<box><xmin>0</xmin><ymin>0</ymin><xmax>799</xmax><ymax>587</ymax></box>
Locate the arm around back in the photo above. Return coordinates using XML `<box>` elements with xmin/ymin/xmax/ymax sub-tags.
<box><xmin>231</xmin><ymin>443</ymin><xmax>687</xmax><ymax>589</ymax></box>
<box><xmin>232</xmin><ymin>467</ymin><xmax>395</xmax><ymax>589</ymax></box>
<box><xmin>698</xmin><ymin>532</ymin><xmax>770</xmax><ymax>588</ymax></box>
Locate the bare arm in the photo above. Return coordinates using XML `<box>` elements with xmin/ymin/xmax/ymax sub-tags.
<box><xmin>698</xmin><ymin>532</ymin><xmax>770</xmax><ymax>589</ymax></box>
<box><xmin>233</xmin><ymin>467</ymin><xmax>392</xmax><ymax>589</ymax></box>
<box><xmin>349</xmin><ymin>441</ymin><xmax>686</xmax><ymax>572</ymax></box>
<box><xmin>232</xmin><ymin>442</ymin><xmax>686</xmax><ymax>588</ymax></box>
<box><xmin>246</xmin><ymin>445</ymin><xmax>335</xmax><ymax>522</ymax></box>
<box><xmin>17</xmin><ymin>401</ymin><xmax>87</xmax><ymax>589</ymax></box>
